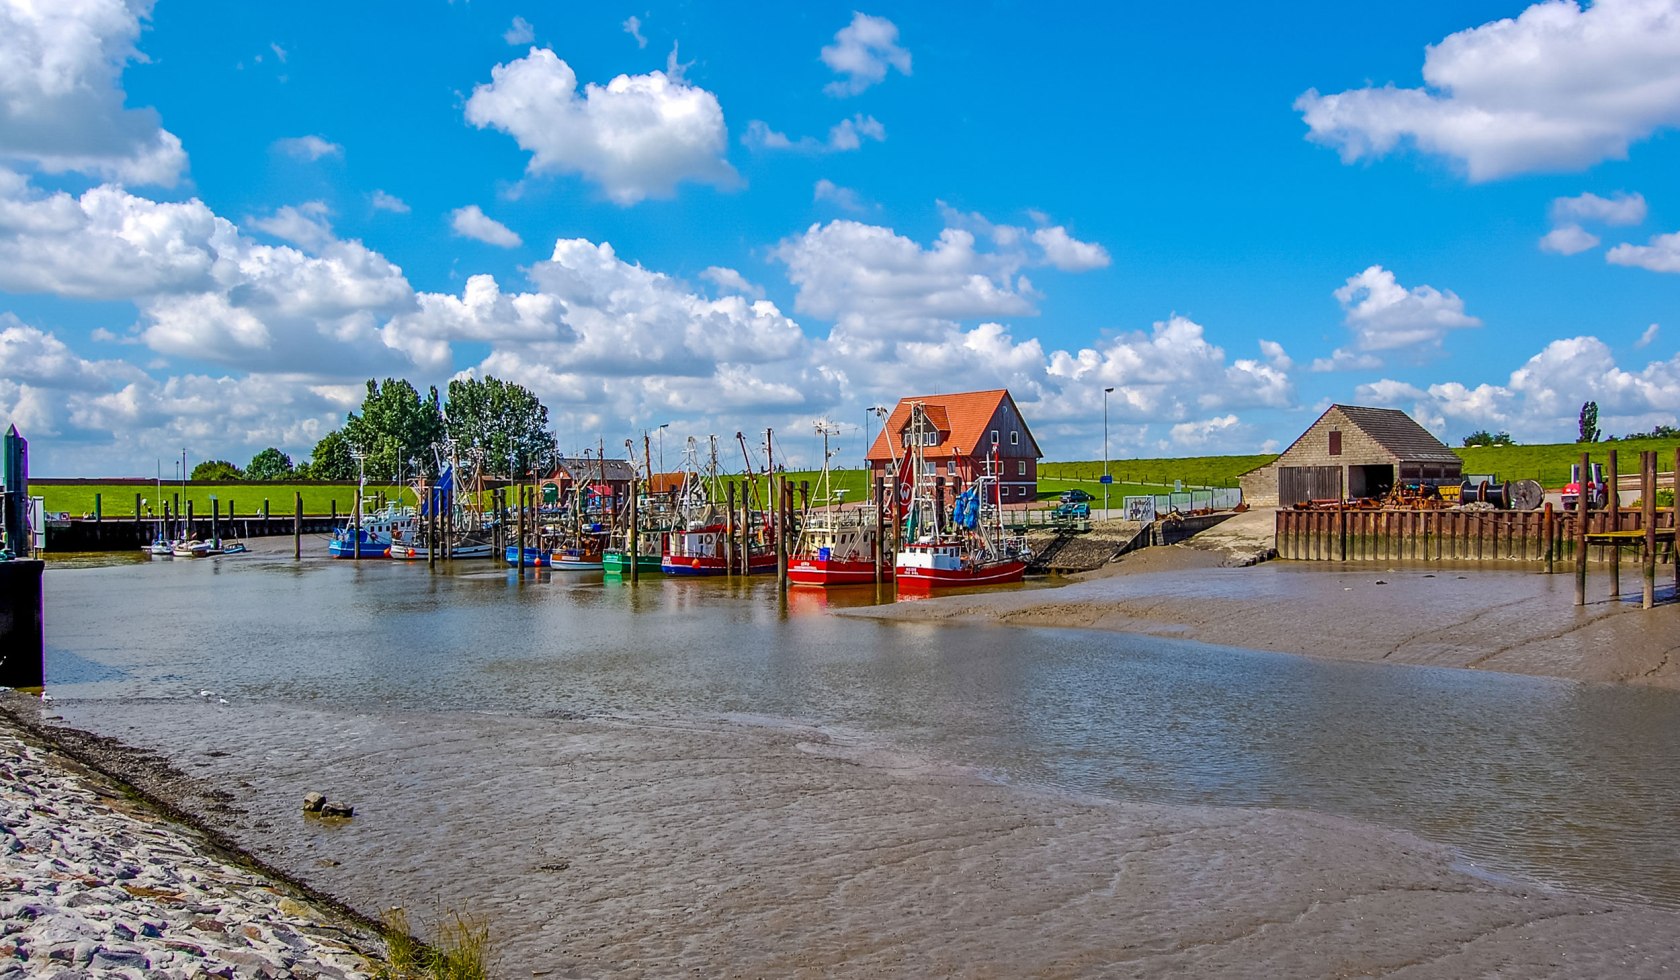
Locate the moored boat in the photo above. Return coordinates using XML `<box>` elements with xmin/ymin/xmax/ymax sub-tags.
<box><xmin>788</xmin><ymin>420</ymin><xmax>890</xmax><ymax>587</ymax></box>
<box><xmin>891</xmin><ymin>403</ymin><xmax>1030</xmax><ymax>590</ymax></box>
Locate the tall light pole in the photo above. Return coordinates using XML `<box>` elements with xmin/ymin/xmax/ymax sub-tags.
<box><xmin>867</xmin><ymin>406</ymin><xmax>887</xmax><ymax>496</ymax></box>
<box><xmin>656</xmin><ymin>422</ymin><xmax>670</xmax><ymax>474</ymax></box>
<box><xmin>1103</xmin><ymin>387</ymin><xmax>1115</xmax><ymax>519</ymax></box>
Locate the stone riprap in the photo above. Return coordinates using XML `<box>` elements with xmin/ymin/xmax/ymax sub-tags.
<box><xmin>0</xmin><ymin>729</ymin><xmax>380</xmax><ymax>979</ymax></box>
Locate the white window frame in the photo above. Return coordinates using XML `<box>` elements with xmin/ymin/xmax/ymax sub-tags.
<box><xmin>1010</xmin><ymin>431</ymin><xmax>1020</xmax><ymax>446</ymax></box>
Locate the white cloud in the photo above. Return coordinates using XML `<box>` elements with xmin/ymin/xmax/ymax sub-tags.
<box><xmin>1031</xmin><ymin>226</ymin><xmax>1111</xmax><ymax>272</ymax></box>
<box><xmin>1358</xmin><ymin>335</ymin><xmax>1680</xmax><ymax>442</ymax></box>
<box><xmin>450</xmin><ymin>205</ymin><xmax>522</xmax><ymax>248</ymax></box>
<box><xmin>821</xmin><ymin>12</ymin><xmax>911</xmax><ymax>96</ymax></box>
<box><xmin>0</xmin><ymin>0</ymin><xmax>187</xmax><ymax>186</ymax></box>
<box><xmin>369</xmin><ymin>190</ymin><xmax>410</xmax><ymax>213</ymax></box>
<box><xmin>274</xmin><ymin>135</ymin><xmax>343</xmax><ymax>161</ymax></box>
<box><xmin>1607</xmin><ymin>230</ymin><xmax>1680</xmax><ymax>271</ymax></box>
<box><xmin>744</xmin><ymin>114</ymin><xmax>885</xmax><ymax>153</ymax></box>
<box><xmin>623</xmin><ymin>15</ymin><xmax>647</xmax><ymax>49</ymax></box>
<box><xmin>1296</xmin><ymin>0</ymin><xmax>1680</xmax><ymax>181</ymax></box>
<box><xmin>1169</xmin><ymin>414</ymin><xmax>1242</xmax><ymax>447</ymax></box>
<box><xmin>1551</xmin><ymin>190</ymin><xmax>1648</xmax><ymax>225</ymax></box>
<box><xmin>1638</xmin><ymin>322</ymin><xmax>1661</xmax><ymax>347</ymax></box>
<box><xmin>700</xmin><ymin>266</ymin><xmax>764</xmax><ymax>299</ymax></box>
<box><xmin>249</xmin><ymin>202</ymin><xmax>334</xmax><ymax>250</ymax></box>
<box><xmin>813</xmin><ymin>179</ymin><xmax>867</xmax><ymax>212</ymax></box>
<box><xmin>270</xmin><ymin>42</ymin><xmax>288</xmax><ymax>63</ymax></box>
<box><xmin>1309</xmin><ymin>349</ymin><xmax>1384</xmax><ymax>373</ymax></box>
<box><xmin>1331</xmin><ymin>264</ymin><xmax>1480</xmax><ymax>355</ymax></box>
<box><xmin>1540</xmin><ymin>223</ymin><xmax>1601</xmax><ymax>255</ymax></box>
<box><xmin>504</xmin><ymin>16</ymin><xmax>534</xmax><ymax>45</ymax></box>
<box><xmin>465</xmin><ymin>48</ymin><xmax>736</xmax><ymax>205</ymax></box>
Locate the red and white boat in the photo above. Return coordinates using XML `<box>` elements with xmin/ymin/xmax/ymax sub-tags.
<box><xmin>892</xmin><ymin>403</ymin><xmax>1030</xmax><ymax>591</ymax></box>
<box><xmin>788</xmin><ymin>420</ymin><xmax>891</xmax><ymax>586</ymax></box>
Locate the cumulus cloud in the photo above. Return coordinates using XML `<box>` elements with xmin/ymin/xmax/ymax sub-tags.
<box><xmin>1357</xmin><ymin>335</ymin><xmax>1680</xmax><ymax>442</ymax></box>
<box><xmin>1168</xmin><ymin>414</ymin><xmax>1242</xmax><ymax>447</ymax></box>
<box><xmin>274</xmin><ymin>135</ymin><xmax>343</xmax><ymax>161</ymax></box>
<box><xmin>249</xmin><ymin>201</ymin><xmax>334</xmax><ymax>250</ymax></box>
<box><xmin>369</xmin><ymin>190</ymin><xmax>410</xmax><ymax>213</ymax></box>
<box><xmin>1540</xmin><ymin>224</ymin><xmax>1601</xmax><ymax>255</ymax></box>
<box><xmin>624</xmin><ymin>15</ymin><xmax>647</xmax><ymax>49</ymax></box>
<box><xmin>822</xmin><ymin>12</ymin><xmax>911</xmax><ymax>96</ymax></box>
<box><xmin>743</xmin><ymin>114</ymin><xmax>885</xmax><ymax>153</ymax></box>
<box><xmin>1607</xmin><ymin>230</ymin><xmax>1680</xmax><ymax>271</ymax></box>
<box><xmin>504</xmin><ymin>16</ymin><xmax>534</xmax><ymax>45</ymax></box>
<box><xmin>700</xmin><ymin>266</ymin><xmax>764</xmax><ymax>299</ymax></box>
<box><xmin>813</xmin><ymin>179</ymin><xmax>867</xmax><ymax>212</ymax></box>
<box><xmin>465</xmin><ymin>48</ymin><xmax>736</xmax><ymax>205</ymax></box>
<box><xmin>450</xmin><ymin>205</ymin><xmax>522</xmax><ymax>248</ymax></box>
<box><xmin>1327</xmin><ymin>265</ymin><xmax>1479</xmax><ymax>360</ymax></box>
<box><xmin>1296</xmin><ymin>0</ymin><xmax>1680</xmax><ymax>181</ymax></box>
<box><xmin>1031</xmin><ymin>226</ymin><xmax>1111</xmax><ymax>271</ymax></box>
<box><xmin>1551</xmin><ymin>190</ymin><xmax>1648</xmax><ymax>226</ymax></box>
<box><xmin>1638</xmin><ymin>322</ymin><xmax>1661</xmax><ymax>347</ymax></box>
<box><xmin>0</xmin><ymin>0</ymin><xmax>187</xmax><ymax>185</ymax></box>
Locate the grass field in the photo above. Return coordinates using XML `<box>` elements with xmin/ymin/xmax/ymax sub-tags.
<box><xmin>30</xmin><ymin>438</ymin><xmax>1680</xmax><ymax>515</ymax></box>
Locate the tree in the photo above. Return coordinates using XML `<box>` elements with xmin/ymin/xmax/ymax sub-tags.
<box><xmin>342</xmin><ymin>378</ymin><xmax>445</xmax><ymax>481</ymax></box>
<box><xmin>1461</xmin><ymin>430</ymin><xmax>1514</xmax><ymax>447</ymax></box>
<box><xmin>443</xmin><ymin>375</ymin><xmax>555</xmax><ymax>478</ymax></box>
<box><xmin>245</xmin><ymin>447</ymin><xmax>295</xmax><ymax>480</ymax></box>
<box><xmin>307</xmin><ymin>429</ymin><xmax>357</xmax><ymax>481</ymax></box>
<box><xmin>1620</xmin><ymin>423</ymin><xmax>1680</xmax><ymax>440</ymax></box>
<box><xmin>1578</xmin><ymin>401</ymin><xmax>1601</xmax><ymax>443</ymax></box>
<box><xmin>191</xmin><ymin>459</ymin><xmax>243</xmax><ymax>481</ymax></box>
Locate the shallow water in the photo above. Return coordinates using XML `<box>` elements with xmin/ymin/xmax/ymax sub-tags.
<box><xmin>40</xmin><ymin>546</ymin><xmax>1680</xmax><ymax>911</ymax></box>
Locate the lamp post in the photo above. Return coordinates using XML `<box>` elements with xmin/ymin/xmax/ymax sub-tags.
<box><xmin>656</xmin><ymin>422</ymin><xmax>670</xmax><ymax>475</ymax></box>
<box><xmin>1103</xmin><ymin>387</ymin><xmax>1114</xmax><ymax>519</ymax></box>
<box><xmin>867</xmin><ymin>406</ymin><xmax>887</xmax><ymax>495</ymax></box>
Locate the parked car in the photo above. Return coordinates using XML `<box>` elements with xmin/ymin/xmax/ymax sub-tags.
<box><xmin>1053</xmin><ymin>501</ymin><xmax>1090</xmax><ymax>520</ymax></box>
<box><xmin>1058</xmin><ymin>489</ymin><xmax>1094</xmax><ymax>503</ymax></box>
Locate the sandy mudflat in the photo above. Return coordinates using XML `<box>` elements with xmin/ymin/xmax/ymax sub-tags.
<box><xmin>6</xmin><ymin>697</ymin><xmax>1680</xmax><ymax>979</ymax></box>
<box><xmin>854</xmin><ymin>510</ymin><xmax>1680</xmax><ymax>689</ymax></box>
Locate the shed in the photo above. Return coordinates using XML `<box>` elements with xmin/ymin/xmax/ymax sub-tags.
<box><xmin>1258</xmin><ymin>405</ymin><xmax>1462</xmax><ymax>506</ymax></box>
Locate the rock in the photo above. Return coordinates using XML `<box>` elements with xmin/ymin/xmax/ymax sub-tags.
<box><xmin>301</xmin><ymin>793</ymin><xmax>326</xmax><ymax>813</ymax></box>
<box><xmin>319</xmin><ymin>801</ymin><xmax>353</xmax><ymax>819</ymax></box>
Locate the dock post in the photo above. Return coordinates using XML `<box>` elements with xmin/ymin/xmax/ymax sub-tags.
<box><xmin>517</xmin><ymin>487</ymin><xmax>526</xmax><ymax>573</ymax></box>
<box><xmin>873</xmin><ymin>477</ymin><xmax>884</xmax><ymax>584</ymax></box>
<box><xmin>628</xmin><ymin>481</ymin><xmax>640</xmax><ymax>584</ymax></box>
<box><xmin>1338</xmin><ymin>507</ymin><xmax>1348</xmax><ymax>562</ymax></box>
<box><xmin>211</xmin><ymin>498</ymin><xmax>219</xmax><ymax>544</ymax></box>
<box><xmin>1644</xmin><ymin>451</ymin><xmax>1657</xmax><ymax>609</ymax></box>
<box><xmin>1608</xmin><ymin>450</ymin><xmax>1620</xmax><ymax>598</ymax></box>
<box><xmin>294</xmin><ymin>492</ymin><xmax>302</xmax><ymax>558</ymax></box>
<box><xmin>94</xmin><ymin>493</ymin><xmax>101</xmax><ymax>523</ymax></box>
<box><xmin>1543</xmin><ymin>503</ymin><xmax>1554</xmax><ymax>574</ymax></box>
<box><xmin>186</xmin><ymin>501</ymin><xmax>194</xmax><ymax>541</ymax></box>
<box><xmin>740</xmin><ymin>483</ymin><xmax>751</xmax><ymax>576</ymax></box>
<box><xmin>724</xmin><ymin>482</ymin><xmax>737</xmax><ymax>576</ymax></box>
<box><xmin>1674</xmin><ymin>447</ymin><xmax>1679</xmax><ymax>591</ymax></box>
<box><xmin>0</xmin><ymin>559</ymin><xmax>44</xmax><ymax>688</ymax></box>
<box><xmin>1575</xmin><ymin>451</ymin><xmax>1589</xmax><ymax>606</ymax></box>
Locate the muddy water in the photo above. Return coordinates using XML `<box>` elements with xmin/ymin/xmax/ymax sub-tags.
<box><xmin>37</xmin><ymin>547</ymin><xmax>1680</xmax><ymax>954</ymax></box>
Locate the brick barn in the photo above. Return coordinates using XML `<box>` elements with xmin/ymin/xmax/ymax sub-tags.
<box><xmin>1241</xmin><ymin>404</ymin><xmax>1462</xmax><ymax>507</ymax></box>
<box><xmin>865</xmin><ymin>389</ymin><xmax>1043</xmax><ymax>503</ymax></box>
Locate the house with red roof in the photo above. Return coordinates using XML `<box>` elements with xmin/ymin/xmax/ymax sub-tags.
<box><xmin>864</xmin><ymin>389</ymin><xmax>1043</xmax><ymax>503</ymax></box>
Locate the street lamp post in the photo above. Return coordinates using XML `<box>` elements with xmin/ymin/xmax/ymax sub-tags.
<box><xmin>1103</xmin><ymin>387</ymin><xmax>1115</xmax><ymax>519</ymax></box>
<box><xmin>656</xmin><ymin>422</ymin><xmax>670</xmax><ymax>474</ymax></box>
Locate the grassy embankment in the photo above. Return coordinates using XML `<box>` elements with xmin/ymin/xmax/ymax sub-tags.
<box><xmin>33</xmin><ymin>439</ymin><xmax>1680</xmax><ymax>515</ymax></box>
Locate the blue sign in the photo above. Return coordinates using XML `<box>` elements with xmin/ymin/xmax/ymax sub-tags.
<box><xmin>1099</xmin><ymin>474</ymin><xmax>1112</xmax><ymax>484</ymax></box>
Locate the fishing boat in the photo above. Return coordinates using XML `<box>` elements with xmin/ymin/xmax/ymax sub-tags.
<box><xmin>892</xmin><ymin>404</ymin><xmax>1030</xmax><ymax>590</ymax></box>
<box><xmin>659</xmin><ymin>435</ymin><xmax>778</xmax><ymax>576</ymax></box>
<box><xmin>788</xmin><ymin>421</ymin><xmax>889</xmax><ymax>586</ymax></box>
<box><xmin>603</xmin><ymin>527</ymin><xmax>665</xmax><ymax>575</ymax></box>
<box><xmin>328</xmin><ymin>502</ymin><xmax>414</xmax><ymax>559</ymax></box>
<box><xmin>387</xmin><ymin>461</ymin><xmax>496</xmax><ymax>560</ymax></box>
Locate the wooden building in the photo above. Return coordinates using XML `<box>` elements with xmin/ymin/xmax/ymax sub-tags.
<box><xmin>541</xmin><ymin>455</ymin><xmax>638</xmax><ymax>509</ymax></box>
<box><xmin>1244</xmin><ymin>404</ymin><xmax>1462</xmax><ymax>507</ymax></box>
<box><xmin>865</xmin><ymin>389</ymin><xmax>1043</xmax><ymax>502</ymax></box>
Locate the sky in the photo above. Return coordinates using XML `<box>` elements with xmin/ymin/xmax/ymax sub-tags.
<box><xmin>2</xmin><ymin>0</ymin><xmax>1679</xmax><ymax>476</ymax></box>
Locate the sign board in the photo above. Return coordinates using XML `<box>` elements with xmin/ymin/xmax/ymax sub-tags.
<box><xmin>1099</xmin><ymin>474</ymin><xmax>1112</xmax><ymax>485</ymax></box>
<box><xmin>1123</xmin><ymin>496</ymin><xmax>1157</xmax><ymax>523</ymax></box>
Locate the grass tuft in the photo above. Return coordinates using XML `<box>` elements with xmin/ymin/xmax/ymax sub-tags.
<box><xmin>375</xmin><ymin>906</ymin><xmax>491</xmax><ymax>980</ymax></box>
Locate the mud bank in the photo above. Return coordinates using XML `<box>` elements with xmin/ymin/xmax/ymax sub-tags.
<box><xmin>8</xmin><ymin>694</ymin><xmax>1680</xmax><ymax>978</ymax></box>
<box><xmin>857</xmin><ymin>510</ymin><xmax>1680</xmax><ymax>690</ymax></box>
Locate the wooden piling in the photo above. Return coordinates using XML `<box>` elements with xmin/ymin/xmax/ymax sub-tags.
<box><xmin>1607</xmin><ymin>450</ymin><xmax>1620</xmax><ymax>597</ymax></box>
<box><xmin>293</xmin><ymin>492</ymin><xmax>302</xmax><ymax>558</ymax></box>
<box><xmin>1644</xmin><ymin>451</ymin><xmax>1657</xmax><ymax>609</ymax></box>
<box><xmin>724</xmin><ymin>482</ymin><xmax>737</xmax><ymax>575</ymax></box>
<box><xmin>775</xmin><ymin>476</ymin><xmax>788</xmax><ymax>588</ymax></box>
<box><xmin>1543</xmin><ymin>503</ymin><xmax>1554</xmax><ymax>573</ymax></box>
<box><xmin>873</xmin><ymin>476</ymin><xmax>884</xmax><ymax>584</ymax></box>
<box><xmin>628</xmin><ymin>481</ymin><xmax>640</xmax><ymax>583</ymax></box>
<box><xmin>517</xmin><ymin>487</ymin><xmax>526</xmax><ymax>572</ymax></box>
<box><xmin>1575</xmin><ymin>451</ymin><xmax>1589</xmax><ymax>605</ymax></box>
<box><xmin>1674</xmin><ymin>448</ymin><xmax>1679</xmax><ymax>591</ymax></box>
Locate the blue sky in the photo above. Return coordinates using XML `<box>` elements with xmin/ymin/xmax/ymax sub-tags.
<box><xmin>3</xmin><ymin>0</ymin><xmax>1678</xmax><ymax>475</ymax></box>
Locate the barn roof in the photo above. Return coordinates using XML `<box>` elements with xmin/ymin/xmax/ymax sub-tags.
<box><xmin>864</xmin><ymin>389</ymin><xmax>1042</xmax><ymax>462</ymax></box>
<box><xmin>548</xmin><ymin>457</ymin><xmax>639</xmax><ymax>483</ymax></box>
<box><xmin>1281</xmin><ymin>404</ymin><xmax>1460</xmax><ymax>463</ymax></box>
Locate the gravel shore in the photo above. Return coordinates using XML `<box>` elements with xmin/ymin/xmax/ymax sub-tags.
<box><xmin>1</xmin><ymin>711</ymin><xmax>382</xmax><ymax>978</ymax></box>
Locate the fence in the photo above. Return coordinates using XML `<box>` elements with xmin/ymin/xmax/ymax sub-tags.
<box><xmin>1122</xmin><ymin>489</ymin><xmax>1243</xmax><ymax>522</ymax></box>
<box><xmin>1275</xmin><ymin>507</ymin><xmax>1673</xmax><ymax>563</ymax></box>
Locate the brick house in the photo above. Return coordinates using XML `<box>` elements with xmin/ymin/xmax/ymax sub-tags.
<box><xmin>865</xmin><ymin>389</ymin><xmax>1043</xmax><ymax>503</ymax></box>
<box><xmin>1242</xmin><ymin>404</ymin><xmax>1462</xmax><ymax>507</ymax></box>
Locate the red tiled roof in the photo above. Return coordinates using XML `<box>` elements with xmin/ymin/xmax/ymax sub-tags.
<box><xmin>864</xmin><ymin>389</ymin><xmax>1040</xmax><ymax>462</ymax></box>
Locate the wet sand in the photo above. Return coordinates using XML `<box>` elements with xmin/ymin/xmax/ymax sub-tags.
<box><xmin>855</xmin><ymin>510</ymin><xmax>1680</xmax><ymax>690</ymax></box>
<box><xmin>4</xmin><ymin>696</ymin><xmax>1677</xmax><ymax>978</ymax></box>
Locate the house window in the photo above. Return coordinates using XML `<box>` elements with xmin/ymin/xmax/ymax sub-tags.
<box><xmin>1017</xmin><ymin>460</ymin><xmax>1026</xmax><ymax>476</ymax></box>
<box><xmin>885</xmin><ymin>463</ymin><xmax>895</xmax><ymax>477</ymax></box>
<box><xmin>1329</xmin><ymin>430</ymin><xmax>1342</xmax><ymax>456</ymax></box>
<box><xmin>991</xmin><ymin>429</ymin><xmax>999</xmax><ymax>444</ymax></box>
<box><xmin>1010</xmin><ymin>431</ymin><xmax>1020</xmax><ymax>446</ymax></box>
<box><xmin>924</xmin><ymin>430</ymin><xmax>939</xmax><ymax>447</ymax></box>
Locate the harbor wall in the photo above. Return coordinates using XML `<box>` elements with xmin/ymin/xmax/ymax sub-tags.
<box><xmin>1275</xmin><ymin>508</ymin><xmax>1673</xmax><ymax>563</ymax></box>
<box><xmin>0</xmin><ymin>559</ymin><xmax>43</xmax><ymax>687</ymax></box>
<box><xmin>42</xmin><ymin>516</ymin><xmax>340</xmax><ymax>552</ymax></box>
